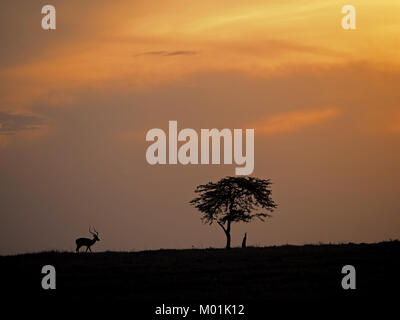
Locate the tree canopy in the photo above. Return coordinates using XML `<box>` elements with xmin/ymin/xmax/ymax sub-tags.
<box><xmin>190</xmin><ymin>176</ymin><xmax>277</xmax><ymax>248</ymax></box>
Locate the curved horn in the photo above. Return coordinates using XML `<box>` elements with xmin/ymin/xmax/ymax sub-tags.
<box><xmin>89</xmin><ymin>226</ymin><xmax>95</xmax><ymax>235</ymax></box>
<box><xmin>93</xmin><ymin>227</ymin><xmax>99</xmax><ymax>235</ymax></box>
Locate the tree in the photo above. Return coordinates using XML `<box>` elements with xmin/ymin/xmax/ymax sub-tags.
<box><xmin>190</xmin><ymin>176</ymin><xmax>277</xmax><ymax>249</ymax></box>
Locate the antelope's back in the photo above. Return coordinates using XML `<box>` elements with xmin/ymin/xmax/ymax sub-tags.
<box><xmin>76</xmin><ymin>237</ymin><xmax>90</xmax><ymax>245</ymax></box>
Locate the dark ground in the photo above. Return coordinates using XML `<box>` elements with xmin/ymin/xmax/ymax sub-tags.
<box><xmin>1</xmin><ymin>241</ymin><xmax>399</xmax><ymax>313</ymax></box>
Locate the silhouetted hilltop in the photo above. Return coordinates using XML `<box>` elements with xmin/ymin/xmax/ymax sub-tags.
<box><xmin>1</xmin><ymin>241</ymin><xmax>398</xmax><ymax>305</ymax></box>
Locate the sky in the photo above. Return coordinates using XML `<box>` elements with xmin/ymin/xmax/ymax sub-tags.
<box><xmin>0</xmin><ymin>0</ymin><xmax>399</xmax><ymax>254</ymax></box>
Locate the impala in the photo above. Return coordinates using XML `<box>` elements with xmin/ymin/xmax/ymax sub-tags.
<box><xmin>76</xmin><ymin>227</ymin><xmax>100</xmax><ymax>252</ymax></box>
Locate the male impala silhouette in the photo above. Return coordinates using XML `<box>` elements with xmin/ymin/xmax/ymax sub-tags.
<box><xmin>76</xmin><ymin>227</ymin><xmax>100</xmax><ymax>252</ymax></box>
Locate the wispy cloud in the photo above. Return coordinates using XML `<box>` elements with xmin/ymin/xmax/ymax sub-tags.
<box><xmin>254</xmin><ymin>108</ymin><xmax>340</xmax><ymax>135</ymax></box>
<box><xmin>0</xmin><ymin>111</ymin><xmax>44</xmax><ymax>135</ymax></box>
<box><xmin>136</xmin><ymin>50</ymin><xmax>198</xmax><ymax>57</ymax></box>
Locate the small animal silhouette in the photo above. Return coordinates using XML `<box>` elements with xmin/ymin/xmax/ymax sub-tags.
<box><xmin>76</xmin><ymin>227</ymin><xmax>100</xmax><ymax>252</ymax></box>
<box><xmin>241</xmin><ymin>232</ymin><xmax>247</xmax><ymax>248</ymax></box>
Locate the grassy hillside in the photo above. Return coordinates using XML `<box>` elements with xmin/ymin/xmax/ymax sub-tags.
<box><xmin>1</xmin><ymin>241</ymin><xmax>399</xmax><ymax>305</ymax></box>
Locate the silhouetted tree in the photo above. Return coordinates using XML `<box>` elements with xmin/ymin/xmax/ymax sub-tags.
<box><xmin>190</xmin><ymin>176</ymin><xmax>277</xmax><ymax>249</ymax></box>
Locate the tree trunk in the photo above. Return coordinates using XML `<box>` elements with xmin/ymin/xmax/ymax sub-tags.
<box><xmin>225</xmin><ymin>231</ymin><xmax>231</xmax><ymax>249</ymax></box>
<box><xmin>225</xmin><ymin>220</ymin><xmax>231</xmax><ymax>249</ymax></box>
<box><xmin>217</xmin><ymin>220</ymin><xmax>232</xmax><ymax>249</ymax></box>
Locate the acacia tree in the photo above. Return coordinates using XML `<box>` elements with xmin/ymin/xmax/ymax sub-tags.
<box><xmin>190</xmin><ymin>176</ymin><xmax>277</xmax><ymax>249</ymax></box>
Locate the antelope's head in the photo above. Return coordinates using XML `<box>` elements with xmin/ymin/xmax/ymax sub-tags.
<box><xmin>89</xmin><ymin>226</ymin><xmax>100</xmax><ymax>241</ymax></box>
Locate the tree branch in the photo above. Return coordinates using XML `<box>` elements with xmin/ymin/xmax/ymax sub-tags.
<box><xmin>217</xmin><ymin>221</ymin><xmax>227</xmax><ymax>233</ymax></box>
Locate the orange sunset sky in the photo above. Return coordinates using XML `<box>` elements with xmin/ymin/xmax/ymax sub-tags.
<box><xmin>0</xmin><ymin>0</ymin><xmax>399</xmax><ymax>254</ymax></box>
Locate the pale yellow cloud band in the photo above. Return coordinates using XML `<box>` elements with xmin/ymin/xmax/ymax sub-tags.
<box><xmin>253</xmin><ymin>108</ymin><xmax>340</xmax><ymax>135</ymax></box>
